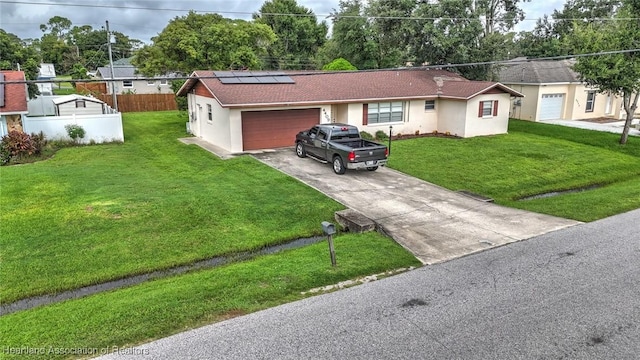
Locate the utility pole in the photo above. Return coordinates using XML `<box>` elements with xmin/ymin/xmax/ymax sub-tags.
<box><xmin>106</xmin><ymin>20</ymin><xmax>118</xmax><ymax>112</ymax></box>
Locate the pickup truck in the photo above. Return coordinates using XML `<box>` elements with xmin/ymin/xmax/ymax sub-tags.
<box><xmin>295</xmin><ymin>124</ymin><xmax>388</xmax><ymax>174</ymax></box>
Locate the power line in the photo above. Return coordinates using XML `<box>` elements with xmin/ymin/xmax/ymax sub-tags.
<box><xmin>1</xmin><ymin>0</ymin><xmax>639</xmax><ymax>24</ymax></box>
<box><xmin>3</xmin><ymin>49</ymin><xmax>639</xmax><ymax>85</ymax></box>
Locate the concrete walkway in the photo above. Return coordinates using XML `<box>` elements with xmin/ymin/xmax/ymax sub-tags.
<box><xmin>252</xmin><ymin>150</ymin><xmax>580</xmax><ymax>264</ymax></box>
<box><xmin>541</xmin><ymin>118</ymin><xmax>640</xmax><ymax>137</ymax></box>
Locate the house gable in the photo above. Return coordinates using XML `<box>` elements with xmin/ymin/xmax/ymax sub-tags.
<box><xmin>0</xmin><ymin>71</ymin><xmax>28</xmax><ymax>115</ymax></box>
<box><xmin>498</xmin><ymin>60</ymin><xmax>581</xmax><ymax>85</ymax></box>
<box><xmin>193</xmin><ymin>81</ymin><xmax>214</xmax><ymax>98</ymax></box>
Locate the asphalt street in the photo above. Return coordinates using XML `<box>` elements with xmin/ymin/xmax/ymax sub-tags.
<box><xmin>98</xmin><ymin>208</ymin><xmax>640</xmax><ymax>360</ymax></box>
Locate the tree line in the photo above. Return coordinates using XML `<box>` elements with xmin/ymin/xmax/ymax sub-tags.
<box><xmin>1</xmin><ymin>0</ymin><xmax>638</xmax><ymax>142</ymax></box>
<box><xmin>1</xmin><ymin>0</ymin><xmax>635</xmax><ymax>78</ymax></box>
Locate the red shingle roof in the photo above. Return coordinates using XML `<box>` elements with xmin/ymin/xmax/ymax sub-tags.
<box><xmin>0</xmin><ymin>71</ymin><xmax>28</xmax><ymax>114</ymax></box>
<box><xmin>178</xmin><ymin>69</ymin><xmax>522</xmax><ymax>108</ymax></box>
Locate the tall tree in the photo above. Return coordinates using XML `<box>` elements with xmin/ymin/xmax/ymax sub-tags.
<box><xmin>513</xmin><ymin>15</ymin><xmax>564</xmax><ymax>57</ymax></box>
<box><xmin>366</xmin><ymin>0</ymin><xmax>415</xmax><ymax>68</ymax></box>
<box><xmin>552</xmin><ymin>0</ymin><xmax>621</xmax><ymax>37</ymax></box>
<box><xmin>0</xmin><ymin>30</ymin><xmax>41</xmax><ymax>97</ymax></box>
<box><xmin>133</xmin><ymin>12</ymin><xmax>276</xmax><ymax>75</ymax></box>
<box><xmin>409</xmin><ymin>0</ymin><xmax>482</xmax><ymax>73</ymax></box>
<box><xmin>406</xmin><ymin>0</ymin><xmax>527</xmax><ymax>79</ymax></box>
<box><xmin>39</xmin><ymin>16</ymin><xmax>72</xmax><ymax>39</ymax></box>
<box><xmin>253</xmin><ymin>0</ymin><xmax>328</xmax><ymax>69</ymax></box>
<box><xmin>567</xmin><ymin>0</ymin><xmax>640</xmax><ymax>144</ymax></box>
<box><xmin>517</xmin><ymin>0</ymin><xmax>622</xmax><ymax>57</ymax></box>
<box><xmin>37</xmin><ymin>16</ymin><xmax>74</xmax><ymax>73</ymax></box>
<box><xmin>474</xmin><ymin>0</ymin><xmax>530</xmax><ymax>35</ymax></box>
<box><xmin>323</xmin><ymin>0</ymin><xmax>378</xmax><ymax>69</ymax></box>
<box><xmin>473</xmin><ymin>0</ymin><xmax>530</xmax><ymax>79</ymax></box>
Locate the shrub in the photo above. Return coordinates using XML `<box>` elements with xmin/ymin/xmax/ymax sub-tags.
<box><xmin>65</xmin><ymin>124</ymin><xmax>86</xmax><ymax>143</ymax></box>
<box><xmin>322</xmin><ymin>58</ymin><xmax>358</xmax><ymax>71</ymax></box>
<box><xmin>360</xmin><ymin>131</ymin><xmax>374</xmax><ymax>140</ymax></box>
<box><xmin>0</xmin><ymin>131</ymin><xmax>36</xmax><ymax>165</ymax></box>
<box><xmin>375</xmin><ymin>130</ymin><xmax>389</xmax><ymax>141</ymax></box>
<box><xmin>30</xmin><ymin>131</ymin><xmax>47</xmax><ymax>155</ymax></box>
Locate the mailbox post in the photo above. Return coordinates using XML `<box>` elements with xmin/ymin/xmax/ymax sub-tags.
<box><xmin>321</xmin><ymin>221</ymin><xmax>337</xmax><ymax>267</ymax></box>
<box><xmin>388</xmin><ymin>125</ymin><xmax>393</xmax><ymax>156</ymax></box>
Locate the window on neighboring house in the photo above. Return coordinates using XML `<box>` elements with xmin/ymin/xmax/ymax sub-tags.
<box><xmin>586</xmin><ymin>91</ymin><xmax>596</xmax><ymax>112</ymax></box>
<box><xmin>159</xmin><ymin>79</ymin><xmax>168</xmax><ymax>85</ymax></box>
<box><xmin>478</xmin><ymin>100</ymin><xmax>498</xmax><ymax>117</ymax></box>
<box><xmin>365</xmin><ymin>102</ymin><xmax>404</xmax><ymax>125</ymax></box>
<box><xmin>123</xmin><ymin>80</ymin><xmax>133</xmax><ymax>88</ymax></box>
<box><xmin>147</xmin><ymin>80</ymin><xmax>155</xmax><ymax>86</ymax></box>
<box><xmin>207</xmin><ymin>104</ymin><xmax>213</xmax><ymax>122</ymax></box>
<box><xmin>75</xmin><ymin>100</ymin><xmax>86</xmax><ymax>108</ymax></box>
<box><xmin>425</xmin><ymin>100</ymin><xmax>435</xmax><ymax>110</ymax></box>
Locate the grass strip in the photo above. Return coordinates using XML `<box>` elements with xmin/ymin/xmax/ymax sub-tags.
<box><xmin>0</xmin><ymin>111</ymin><xmax>343</xmax><ymax>303</ymax></box>
<box><xmin>0</xmin><ymin>232</ymin><xmax>421</xmax><ymax>360</ymax></box>
<box><xmin>387</xmin><ymin>120</ymin><xmax>640</xmax><ymax>222</ymax></box>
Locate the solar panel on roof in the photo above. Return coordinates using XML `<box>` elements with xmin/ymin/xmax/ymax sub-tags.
<box><xmin>213</xmin><ymin>70</ymin><xmax>294</xmax><ymax>84</ymax></box>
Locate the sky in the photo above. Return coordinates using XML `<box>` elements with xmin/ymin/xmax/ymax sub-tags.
<box><xmin>0</xmin><ymin>0</ymin><xmax>568</xmax><ymax>43</ymax></box>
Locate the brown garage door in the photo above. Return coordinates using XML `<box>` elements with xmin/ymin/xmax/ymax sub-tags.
<box><xmin>242</xmin><ymin>108</ymin><xmax>320</xmax><ymax>151</ymax></box>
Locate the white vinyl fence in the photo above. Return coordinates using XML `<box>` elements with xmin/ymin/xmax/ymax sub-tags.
<box><xmin>24</xmin><ymin>113</ymin><xmax>124</xmax><ymax>143</ymax></box>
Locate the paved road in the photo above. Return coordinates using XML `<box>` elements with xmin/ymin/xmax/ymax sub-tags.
<box><xmin>252</xmin><ymin>148</ymin><xmax>579</xmax><ymax>264</ymax></box>
<box><xmin>99</xmin><ymin>209</ymin><xmax>640</xmax><ymax>360</ymax></box>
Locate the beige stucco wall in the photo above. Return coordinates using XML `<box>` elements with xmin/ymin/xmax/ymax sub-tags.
<box><xmin>438</xmin><ymin>99</ymin><xmax>467</xmax><ymax>136</ymax></box>
<box><xmin>188</xmin><ymin>95</ymin><xmax>515</xmax><ymax>152</ymax></box>
<box><xmin>505</xmin><ymin>83</ymin><xmax>625</xmax><ymax>121</ymax></box>
<box><xmin>352</xmin><ymin>99</ymin><xmax>438</xmax><ymax>137</ymax></box>
<box><xmin>507</xmin><ymin>84</ymin><xmax>539</xmax><ymax>121</ymax></box>
<box><xmin>113</xmin><ymin>80</ymin><xmax>173</xmax><ymax>94</ymax></box>
<box><xmin>190</xmin><ymin>93</ymin><xmax>232</xmax><ymax>151</ymax></box>
<box><xmin>569</xmin><ymin>87</ymin><xmax>622</xmax><ymax>120</ymax></box>
<box><xmin>464</xmin><ymin>93</ymin><xmax>511</xmax><ymax>137</ymax></box>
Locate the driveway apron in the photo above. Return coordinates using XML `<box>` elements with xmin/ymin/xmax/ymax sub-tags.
<box><xmin>253</xmin><ymin>149</ymin><xmax>581</xmax><ymax>264</ymax></box>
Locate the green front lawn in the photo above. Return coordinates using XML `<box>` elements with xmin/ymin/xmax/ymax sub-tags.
<box><xmin>388</xmin><ymin>120</ymin><xmax>640</xmax><ymax>222</ymax></box>
<box><xmin>0</xmin><ymin>233</ymin><xmax>420</xmax><ymax>360</ymax></box>
<box><xmin>0</xmin><ymin>111</ymin><xmax>345</xmax><ymax>304</ymax></box>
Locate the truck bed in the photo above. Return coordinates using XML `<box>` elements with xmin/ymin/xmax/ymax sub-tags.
<box><xmin>332</xmin><ymin>138</ymin><xmax>385</xmax><ymax>149</ymax></box>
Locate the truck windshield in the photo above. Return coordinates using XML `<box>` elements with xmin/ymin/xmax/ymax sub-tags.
<box><xmin>330</xmin><ymin>128</ymin><xmax>360</xmax><ymax>140</ymax></box>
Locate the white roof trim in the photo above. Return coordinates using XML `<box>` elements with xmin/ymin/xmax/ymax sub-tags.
<box><xmin>52</xmin><ymin>94</ymin><xmax>105</xmax><ymax>105</ymax></box>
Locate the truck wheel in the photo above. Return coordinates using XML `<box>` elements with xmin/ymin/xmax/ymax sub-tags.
<box><xmin>332</xmin><ymin>156</ymin><xmax>346</xmax><ymax>175</ymax></box>
<box><xmin>295</xmin><ymin>142</ymin><xmax>306</xmax><ymax>158</ymax></box>
<box><xmin>366</xmin><ymin>166</ymin><xmax>378</xmax><ymax>171</ymax></box>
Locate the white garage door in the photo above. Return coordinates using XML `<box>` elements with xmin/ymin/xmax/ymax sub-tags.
<box><xmin>539</xmin><ymin>94</ymin><xmax>565</xmax><ymax>120</ymax></box>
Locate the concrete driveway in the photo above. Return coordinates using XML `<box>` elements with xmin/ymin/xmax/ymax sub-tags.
<box><xmin>253</xmin><ymin>148</ymin><xmax>581</xmax><ymax>264</ymax></box>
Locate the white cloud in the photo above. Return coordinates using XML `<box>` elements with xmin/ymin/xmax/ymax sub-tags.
<box><xmin>0</xmin><ymin>0</ymin><xmax>563</xmax><ymax>42</ymax></box>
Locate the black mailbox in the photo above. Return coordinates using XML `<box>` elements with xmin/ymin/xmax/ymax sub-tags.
<box><xmin>321</xmin><ymin>221</ymin><xmax>336</xmax><ymax>235</ymax></box>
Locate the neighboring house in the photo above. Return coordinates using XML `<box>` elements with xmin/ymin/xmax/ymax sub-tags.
<box><xmin>25</xmin><ymin>94</ymin><xmax>123</xmax><ymax>143</ymax></box>
<box><xmin>96</xmin><ymin>58</ymin><xmax>175</xmax><ymax>95</ymax></box>
<box><xmin>0</xmin><ymin>71</ymin><xmax>28</xmax><ymax>136</ymax></box>
<box><xmin>177</xmin><ymin>69</ymin><xmax>523</xmax><ymax>153</ymax></box>
<box><xmin>37</xmin><ymin>63</ymin><xmax>56</xmax><ymax>95</ymax></box>
<box><xmin>52</xmin><ymin>94</ymin><xmax>111</xmax><ymax>116</ymax></box>
<box><xmin>1</xmin><ymin>71</ymin><xmax>122</xmax><ymax>143</ymax></box>
<box><xmin>497</xmin><ymin>60</ymin><xmax>624</xmax><ymax>121</ymax></box>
